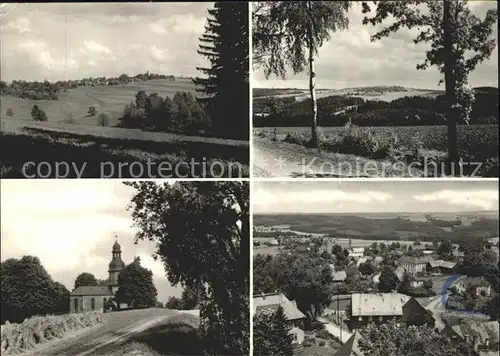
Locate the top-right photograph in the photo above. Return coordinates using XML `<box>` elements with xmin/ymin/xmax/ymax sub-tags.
<box><xmin>252</xmin><ymin>1</ymin><xmax>498</xmax><ymax>178</ymax></box>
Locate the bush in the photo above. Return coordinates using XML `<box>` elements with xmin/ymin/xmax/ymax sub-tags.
<box><xmin>321</xmin><ymin>125</ymin><xmax>388</xmax><ymax>158</ymax></box>
<box><xmin>6</xmin><ymin>108</ymin><xmax>14</xmax><ymax>117</ymax></box>
<box><xmin>31</xmin><ymin>105</ymin><xmax>48</xmax><ymax>121</ymax></box>
<box><xmin>283</xmin><ymin>131</ymin><xmax>309</xmax><ymax>145</ymax></box>
<box><xmin>0</xmin><ymin>311</ymin><xmax>103</xmax><ymax>354</ymax></box>
<box><xmin>88</xmin><ymin>106</ymin><xmax>97</xmax><ymax>116</ymax></box>
<box><xmin>318</xmin><ymin>340</ymin><xmax>326</xmax><ymax>346</ymax></box>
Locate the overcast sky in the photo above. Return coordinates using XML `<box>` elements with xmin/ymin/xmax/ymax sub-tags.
<box><xmin>0</xmin><ymin>180</ymin><xmax>183</xmax><ymax>302</ymax></box>
<box><xmin>252</xmin><ymin>1</ymin><xmax>498</xmax><ymax>89</ymax></box>
<box><xmin>0</xmin><ymin>2</ymin><xmax>213</xmax><ymax>82</ymax></box>
<box><xmin>253</xmin><ymin>180</ymin><xmax>499</xmax><ymax>214</ymax></box>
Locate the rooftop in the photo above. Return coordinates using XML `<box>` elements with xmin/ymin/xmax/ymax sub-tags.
<box><xmin>332</xmin><ymin>271</ymin><xmax>348</xmax><ymax>282</ymax></box>
<box><xmin>398</xmin><ymin>255</ymin><xmax>434</xmax><ymax>265</ymax></box>
<box><xmin>70</xmin><ymin>285</ymin><xmax>113</xmax><ymax>296</ymax></box>
<box><xmin>253</xmin><ymin>292</ymin><xmax>306</xmax><ymax>321</ymax></box>
<box><xmin>351</xmin><ymin>293</ymin><xmax>411</xmax><ymax>317</ymax></box>
<box><xmin>428</xmin><ymin>260</ymin><xmax>457</xmax><ymax>269</ymax></box>
<box><xmin>452</xmin><ymin>321</ymin><xmax>499</xmax><ymax>345</ymax></box>
<box><xmin>334</xmin><ymin>330</ymin><xmax>364</xmax><ymax>356</ymax></box>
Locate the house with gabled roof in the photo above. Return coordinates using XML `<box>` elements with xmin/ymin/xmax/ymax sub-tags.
<box><xmin>427</xmin><ymin>260</ymin><xmax>457</xmax><ymax>275</ymax></box>
<box><xmin>333</xmin><ymin>330</ymin><xmax>364</xmax><ymax>356</ymax></box>
<box><xmin>397</xmin><ymin>255</ymin><xmax>434</xmax><ymax>274</ymax></box>
<box><xmin>253</xmin><ymin>292</ymin><xmax>306</xmax><ymax>344</ymax></box>
<box><xmin>441</xmin><ymin>320</ymin><xmax>499</xmax><ymax>354</ymax></box>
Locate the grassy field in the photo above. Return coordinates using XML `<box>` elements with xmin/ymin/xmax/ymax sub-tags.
<box><xmin>0</xmin><ymin>79</ymin><xmax>197</xmax><ymax>127</ymax></box>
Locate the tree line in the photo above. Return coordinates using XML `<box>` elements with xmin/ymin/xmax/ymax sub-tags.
<box><xmin>0</xmin><ymin>72</ymin><xmax>176</xmax><ymax>101</ymax></box>
<box><xmin>253</xmin><ymin>89</ymin><xmax>498</xmax><ymax>127</ymax></box>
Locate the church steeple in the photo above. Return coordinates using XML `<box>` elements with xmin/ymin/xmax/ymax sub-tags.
<box><xmin>108</xmin><ymin>235</ymin><xmax>125</xmax><ymax>291</ymax></box>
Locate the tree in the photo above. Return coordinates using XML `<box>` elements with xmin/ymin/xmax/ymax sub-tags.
<box><xmin>6</xmin><ymin>108</ymin><xmax>14</xmax><ymax>117</ymax></box>
<box><xmin>253</xmin><ymin>1</ymin><xmax>351</xmax><ymax>147</ymax></box>
<box><xmin>125</xmin><ymin>181</ymin><xmax>249</xmax><ymax>355</ymax></box>
<box><xmin>31</xmin><ymin>105</ymin><xmax>47</xmax><ymax>121</ymax></box>
<box><xmin>1</xmin><ymin>256</ymin><xmax>67</xmax><ymax>323</ymax></box>
<box><xmin>398</xmin><ymin>272</ymin><xmax>412</xmax><ymax>294</ymax></box>
<box><xmin>74</xmin><ymin>272</ymin><xmax>98</xmax><ymax>290</ymax></box>
<box><xmin>359</xmin><ymin>262</ymin><xmax>376</xmax><ymax>276</ymax></box>
<box><xmin>115</xmin><ymin>260</ymin><xmax>158</xmax><ymax>309</ymax></box>
<box><xmin>359</xmin><ymin>322</ymin><xmax>475</xmax><ymax>356</ymax></box>
<box><xmin>181</xmin><ymin>283</ymin><xmax>203</xmax><ymax>310</ymax></box>
<box><xmin>378</xmin><ymin>266</ymin><xmax>399</xmax><ymax>293</ymax></box>
<box><xmin>97</xmin><ymin>112</ymin><xmax>110</xmax><ymax>127</ymax></box>
<box><xmin>165</xmin><ymin>296</ymin><xmax>183</xmax><ymax>309</ymax></box>
<box><xmin>88</xmin><ymin>106</ymin><xmax>96</xmax><ymax>116</ymax></box>
<box><xmin>194</xmin><ymin>2</ymin><xmax>249</xmax><ymax>140</ymax></box>
<box><xmin>362</xmin><ymin>0</ymin><xmax>498</xmax><ymax>175</ymax></box>
<box><xmin>422</xmin><ymin>279</ymin><xmax>433</xmax><ymax>291</ymax></box>
<box><xmin>253</xmin><ymin>306</ymin><xmax>294</xmax><ymax>356</ymax></box>
<box><xmin>97</xmin><ymin>279</ymin><xmax>108</xmax><ymax>286</ymax></box>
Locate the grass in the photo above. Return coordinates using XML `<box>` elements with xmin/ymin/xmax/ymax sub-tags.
<box><xmin>254</xmin><ymin>124</ymin><xmax>498</xmax><ymax>177</ymax></box>
<box><xmin>0</xmin><ymin>311</ymin><xmax>103</xmax><ymax>355</ymax></box>
<box><xmin>0</xmin><ymin>127</ymin><xmax>249</xmax><ymax>178</ymax></box>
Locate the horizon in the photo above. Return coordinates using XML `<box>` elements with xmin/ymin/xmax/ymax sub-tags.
<box><xmin>253</xmin><ymin>84</ymin><xmax>498</xmax><ymax>91</ymax></box>
<box><xmin>254</xmin><ymin>210</ymin><xmax>499</xmax><ymax>215</ymax></box>
<box><xmin>0</xmin><ymin>3</ymin><xmax>213</xmax><ymax>82</ymax></box>
<box><xmin>252</xmin><ymin>1</ymin><xmax>498</xmax><ymax>90</ymax></box>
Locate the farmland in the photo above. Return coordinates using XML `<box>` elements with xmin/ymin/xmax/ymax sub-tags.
<box><xmin>0</xmin><ymin>79</ymin><xmax>250</xmax><ymax>178</ymax></box>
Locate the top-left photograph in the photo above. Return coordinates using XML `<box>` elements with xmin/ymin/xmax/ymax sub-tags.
<box><xmin>0</xmin><ymin>2</ymin><xmax>249</xmax><ymax>178</ymax></box>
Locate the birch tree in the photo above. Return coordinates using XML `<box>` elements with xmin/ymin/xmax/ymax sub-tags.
<box><xmin>253</xmin><ymin>1</ymin><xmax>351</xmax><ymax>147</ymax></box>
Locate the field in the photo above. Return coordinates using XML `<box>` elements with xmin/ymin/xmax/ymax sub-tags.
<box><xmin>0</xmin><ymin>79</ymin><xmax>197</xmax><ymax>127</ymax></box>
<box><xmin>0</xmin><ymin>79</ymin><xmax>250</xmax><ymax>178</ymax></box>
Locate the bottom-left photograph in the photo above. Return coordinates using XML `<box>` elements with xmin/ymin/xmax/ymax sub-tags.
<box><xmin>0</xmin><ymin>179</ymin><xmax>250</xmax><ymax>356</ymax></box>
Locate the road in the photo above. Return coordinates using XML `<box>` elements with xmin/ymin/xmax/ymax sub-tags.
<box><xmin>317</xmin><ymin>317</ymin><xmax>353</xmax><ymax>344</ymax></box>
<box><xmin>25</xmin><ymin>308</ymin><xmax>196</xmax><ymax>356</ymax></box>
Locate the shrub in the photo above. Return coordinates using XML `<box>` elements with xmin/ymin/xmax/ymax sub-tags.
<box><xmin>283</xmin><ymin>131</ymin><xmax>309</xmax><ymax>145</ymax></box>
<box><xmin>31</xmin><ymin>105</ymin><xmax>48</xmax><ymax>121</ymax></box>
<box><xmin>318</xmin><ymin>340</ymin><xmax>326</xmax><ymax>346</ymax></box>
<box><xmin>97</xmin><ymin>112</ymin><xmax>111</xmax><ymax>127</ymax></box>
<box><xmin>88</xmin><ymin>106</ymin><xmax>97</xmax><ymax>116</ymax></box>
<box><xmin>6</xmin><ymin>108</ymin><xmax>14</xmax><ymax>117</ymax></box>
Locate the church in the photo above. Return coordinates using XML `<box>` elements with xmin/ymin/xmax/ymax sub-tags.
<box><xmin>69</xmin><ymin>238</ymin><xmax>126</xmax><ymax>313</ymax></box>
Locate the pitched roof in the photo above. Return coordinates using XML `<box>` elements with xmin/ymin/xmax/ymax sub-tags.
<box><xmin>356</xmin><ymin>257</ymin><xmax>370</xmax><ymax>267</ymax></box>
<box><xmin>349</xmin><ymin>248</ymin><xmax>365</xmax><ymax>253</ymax></box>
<box><xmin>451</xmin><ymin>321</ymin><xmax>499</xmax><ymax>345</ymax></box>
<box><xmin>332</xmin><ymin>271</ymin><xmax>348</xmax><ymax>282</ymax></box>
<box><xmin>351</xmin><ymin>293</ymin><xmax>408</xmax><ymax>317</ymax></box>
<box><xmin>398</xmin><ymin>255</ymin><xmax>434</xmax><ymax>265</ymax></box>
<box><xmin>428</xmin><ymin>260</ymin><xmax>457</xmax><ymax>269</ymax></box>
<box><xmin>70</xmin><ymin>286</ymin><xmax>113</xmax><ymax>296</ymax></box>
<box><xmin>334</xmin><ymin>330</ymin><xmax>364</xmax><ymax>356</ymax></box>
<box><xmin>253</xmin><ymin>293</ymin><xmax>306</xmax><ymax>321</ymax></box>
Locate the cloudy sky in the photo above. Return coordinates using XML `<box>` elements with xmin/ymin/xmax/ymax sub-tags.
<box><xmin>0</xmin><ymin>2</ymin><xmax>213</xmax><ymax>82</ymax></box>
<box><xmin>252</xmin><ymin>1</ymin><xmax>498</xmax><ymax>89</ymax></box>
<box><xmin>253</xmin><ymin>180</ymin><xmax>499</xmax><ymax>214</ymax></box>
<box><xmin>0</xmin><ymin>180</ymin><xmax>183</xmax><ymax>302</ymax></box>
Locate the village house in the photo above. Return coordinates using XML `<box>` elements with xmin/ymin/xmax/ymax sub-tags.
<box><xmin>69</xmin><ymin>239</ymin><xmax>126</xmax><ymax>313</ymax></box>
<box><xmin>397</xmin><ymin>255</ymin><xmax>434</xmax><ymax>275</ymax></box>
<box><xmin>347</xmin><ymin>293</ymin><xmax>434</xmax><ymax>330</ymax></box>
<box><xmin>253</xmin><ymin>292</ymin><xmax>306</xmax><ymax>344</ymax></box>
<box><xmin>441</xmin><ymin>321</ymin><xmax>499</xmax><ymax>354</ymax></box>
<box><xmin>373</xmin><ymin>266</ymin><xmax>405</xmax><ymax>285</ymax></box>
<box><xmin>332</xmin><ymin>271</ymin><xmax>348</xmax><ymax>284</ymax></box>
<box><xmin>333</xmin><ymin>330</ymin><xmax>364</xmax><ymax>356</ymax></box>
<box><xmin>426</xmin><ymin>260</ymin><xmax>458</xmax><ymax>275</ymax></box>
<box><xmin>455</xmin><ymin>277</ymin><xmax>492</xmax><ymax>297</ymax></box>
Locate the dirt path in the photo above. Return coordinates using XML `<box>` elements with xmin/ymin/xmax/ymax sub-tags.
<box><xmin>27</xmin><ymin>309</ymin><xmax>178</xmax><ymax>356</ymax></box>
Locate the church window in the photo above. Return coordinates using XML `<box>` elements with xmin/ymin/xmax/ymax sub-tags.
<box><xmin>91</xmin><ymin>298</ymin><xmax>96</xmax><ymax>310</ymax></box>
<box><xmin>74</xmin><ymin>298</ymin><xmax>78</xmax><ymax>312</ymax></box>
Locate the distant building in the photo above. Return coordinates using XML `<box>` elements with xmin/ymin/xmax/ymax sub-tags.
<box><xmin>332</xmin><ymin>271</ymin><xmax>348</xmax><ymax>283</ymax></box>
<box><xmin>333</xmin><ymin>330</ymin><xmax>364</xmax><ymax>356</ymax></box>
<box><xmin>372</xmin><ymin>266</ymin><xmax>405</xmax><ymax>285</ymax></box>
<box><xmin>69</xmin><ymin>238</ymin><xmax>126</xmax><ymax>313</ymax></box>
<box><xmin>253</xmin><ymin>292</ymin><xmax>306</xmax><ymax>344</ymax></box>
<box><xmin>397</xmin><ymin>256</ymin><xmax>434</xmax><ymax>274</ymax></box>
<box><xmin>426</xmin><ymin>260</ymin><xmax>457</xmax><ymax>275</ymax></box>
<box><xmin>455</xmin><ymin>277</ymin><xmax>492</xmax><ymax>297</ymax></box>
<box><xmin>441</xmin><ymin>321</ymin><xmax>499</xmax><ymax>354</ymax></box>
<box><xmin>348</xmin><ymin>293</ymin><xmax>434</xmax><ymax>330</ymax></box>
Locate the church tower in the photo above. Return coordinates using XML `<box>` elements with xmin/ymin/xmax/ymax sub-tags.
<box><xmin>108</xmin><ymin>237</ymin><xmax>125</xmax><ymax>294</ymax></box>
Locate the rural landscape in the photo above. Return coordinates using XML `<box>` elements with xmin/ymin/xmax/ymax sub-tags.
<box><xmin>0</xmin><ymin>2</ymin><xmax>249</xmax><ymax>178</ymax></box>
<box><xmin>252</xmin><ymin>180</ymin><xmax>500</xmax><ymax>356</ymax></box>
<box><xmin>252</xmin><ymin>1</ymin><xmax>498</xmax><ymax>177</ymax></box>
<box><xmin>1</xmin><ymin>179</ymin><xmax>250</xmax><ymax>355</ymax></box>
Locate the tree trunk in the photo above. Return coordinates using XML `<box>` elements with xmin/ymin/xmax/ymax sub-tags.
<box><xmin>443</xmin><ymin>0</ymin><xmax>459</xmax><ymax>176</ymax></box>
<box><xmin>307</xmin><ymin>1</ymin><xmax>319</xmax><ymax>147</ymax></box>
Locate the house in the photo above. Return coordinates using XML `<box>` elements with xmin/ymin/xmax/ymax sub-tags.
<box><xmin>426</xmin><ymin>260</ymin><xmax>457</xmax><ymax>275</ymax></box>
<box><xmin>441</xmin><ymin>321</ymin><xmax>499</xmax><ymax>354</ymax></box>
<box><xmin>455</xmin><ymin>277</ymin><xmax>492</xmax><ymax>297</ymax></box>
<box><xmin>373</xmin><ymin>256</ymin><xmax>383</xmax><ymax>265</ymax></box>
<box><xmin>356</xmin><ymin>256</ymin><xmax>371</xmax><ymax>267</ymax></box>
<box><xmin>348</xmin><ymin>293</ymin><xmax>434</xmax><ymax>330</ymax></box>
<box><xmin>348</xmin><ymin>248</ymin><xmax>365</xmax><ymax>259</ymax></box>
<box><xmin>70</xmin><ymin>238</ymin><xmax>126</xmax><ymax>313</ymax></box>
<box><xmin>397</xmin><ymin>255</ymin><xmax>434</xmax><ymax>274</ymax></box>
<box><xmin>253</xmin><ymin>292</ymin><xmax>306</xmax><ymax>344</ymax></box>
<box><xmin>372</xmin><ymin>266</ymin><xmax>405</xmax><ymax>285</ymax></box>
<box><xmin>332</xmin><ymin>271</ymin><xmax>348</xmax><ymax>283</ymax></box>
<box><xmin>334</xmin><ymin>330</ymin><xmax>364</xmax><ymax>356</ymax></box>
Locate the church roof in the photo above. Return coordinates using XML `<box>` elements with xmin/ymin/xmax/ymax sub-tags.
<box><xmin>109</xmin><ymin>259</ymin><xmax>125</xmax><ymax>270</ymax></box>
<box><xmin>113</xmin><ymin>240</ymin><xmax>121</xmax><ymax>251</ymax></box>
<box><xmin>70</xmin><ymin>286</ymin><xmax>114</xmax><ymax>296</ymax></box>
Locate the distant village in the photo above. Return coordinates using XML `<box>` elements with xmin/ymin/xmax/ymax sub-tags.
<box><xmin>253</xmin><ymin>225</ymin><xmax>500</xmax><ymax>355</ymax></box>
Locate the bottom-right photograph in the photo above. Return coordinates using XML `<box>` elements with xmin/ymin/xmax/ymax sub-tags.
<box><xmin>252</xmin><ymin>180</ymin><xmax>499</xmax><ymax>356</ymax></box>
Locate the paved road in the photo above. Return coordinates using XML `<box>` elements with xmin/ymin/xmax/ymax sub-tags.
<box><xmin>26</xmin><ymin>308</ymin><xmax>191</xmax><ymax>356</ymax></box>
